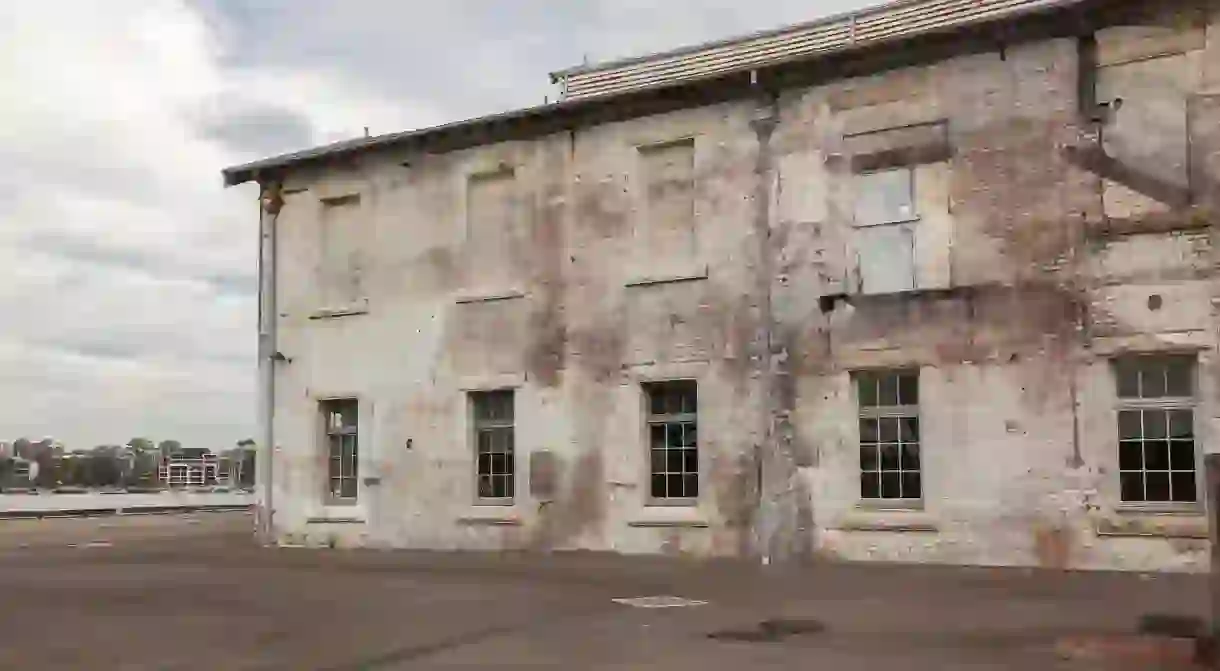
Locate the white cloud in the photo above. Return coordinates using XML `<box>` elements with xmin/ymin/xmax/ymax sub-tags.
<box><xmin>0</xmin><ymin>0</ymin><xmax>871</xmax><ymax>449</ymax></box>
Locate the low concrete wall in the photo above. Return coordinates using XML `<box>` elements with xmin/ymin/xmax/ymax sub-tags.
<box><xmin>0</xmin><ymin>492</ymin><xmax>254</xmax><ymax>518</ymax></box>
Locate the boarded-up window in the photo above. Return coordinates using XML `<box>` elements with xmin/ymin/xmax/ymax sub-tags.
<box><xmin>319</xmin><ymin>194</ymin><xmax>364</xmax><ymax>307</ymax></box>
<box><xmin>466</xmin><ymin>168</ymin><xmax>522</xmax><ymax>289</ymax></box>
<box><xmin>638</xmin><ymin>139</ymin><xmax>696</xmax><ymax>263</ymax></box>
<box><xmin>854</xmin><ymin>169</ymin><xmax>917</xmax><ymax>294</ymax></box>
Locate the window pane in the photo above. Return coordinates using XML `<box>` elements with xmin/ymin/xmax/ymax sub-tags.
<box><xmin>650</xmin><ymin>450</ymin><xmax>666</xmax><ymax>475</ymax></box>
<box><xmin>879</xmin><ymin>374</ymin><xmax>899</xmax><ymax>406</ymax></box>
<box><xmin>681</xmin><ymin>424</ymin><xmax>698</xmax><ymax>448</ymax></box>
<box><xmin>1169</xmin><ymin>410</ymin><xmax>1193</xmax><ymax>439</ymax></box>
<box><xmin>1118</xmin><ymin>441</ymin><xmax>1144</xmax><ymax>471</ymax></box>
<box><xmin>1144</xmin><ymin>441</ymin><xmax>1170</xmax><ymax>471</ymax></box>
<box><xmin>901</xmin><ymin>472</ymin><xmax>922</xmax><ymax>499</ymax></box>
<box><xmin>859</xmin><ymin>418</ymin><xmax>879</xmax><ymax>443</ymax></box>
<box><xmin>665</xmin><ymin>389</ymin><xmax>683</xmax><ymax>416</ymax></box>
<box><xmin>1118</xmin><ymin>411</ymin><xmax>1142</xmax><ymax>440</ymax></box>
<box><xmin>340</xmin><ymin>476</ymin><xmax>358</xmax><ymax>500</ymax></box>
<box><xmin>901</xmin><ymin>443</ymin><xmax>921</xmax><ymax>470</ymax></box>
<box><xmin>861</xmin><ymin>472</ymin><xmax>880</xmax><ymax>499</ymax></box>
<box><xmin>649</xmin><ymin>389</ymin><xmax>666</xmax><ymax>416</ymax></box>
<box><xmin>880</xmin><ymin>472</ymin><xmax>901</xmax><ymax>499</ymax></box>
<box><xmin>651</xmin><ymin>474</ymin><xmax>666</xmax><ymax>499</ymax></box>
<box><xmin>1142</xmin><ymin>366</ymin><xmax>1167</xmax><ymax>398</ymax></box>
<box><xmin>879</xmin><ymin>444</ymin><xmax>900</xmax><ymax>471</ymax></box>
<box><xmin>1166</xmin><ymin>358</ymin><xmax>1193</xmax><ymax>397</ymax></box>
<box><xmin>1171</xmin><ymin>472</ymin><xmax>1197</xmax><ymax>503</ymax></box>
<box><xmin>898</xmin><ymin>373</ymin><xmax>919</xmax><ymax>405</ymax></box>
<box><xmin>1170</xmin><ymin>441</ymin><xmax>1195</xmax><ymax>471</ymax></box>
<box><xmin>900</xmin><ymin>417</ymin><xmax>919</xmax><ymax>442</ymax></box>
<box><xmin>666</xmin><ymin>450</ymin><xmax>685</xmax><ymax>473</ymax></box>
<box><xmin>680</xmin><ymin>388</ymin><xmax>697</xmax><ymax>414</ymax></box>
<box><xmin>1120</xmin><ymin>472</ymin><xmax>1145</xmax><ymax>502</ymax></box>
<box><xmin>682</xmin><ymin>449</ymin><xmax>698</xmax><ymax>475</ymax></box>
<box><xmin>1145</xmin><ymin>472</ymin><xmax>1171</xmax><ymax>502</ymax></box>
<box><xmin>650</xmin><ymin>424</ymin><xmax>667</xmax><ymax>450</ymax></box>
<box><xmin>860</xmin><ymin>446</ymin><xmax>879</xmax><ymax>472</ymax></box>
<box><xmin>857</xmin><ymin>375</ymin><xmax>878</xmax><ymax>407</ymax></box>
<box><xmin>667</xmin><ymin>474</ymin><xmax>685</xmax><ymax>498</ymax></box>
<box><xmin>1144</xmin><ymin>411</ymin><xmax>1167</xmax><ymax>439</ymax></box>
<box><xmin>879</xmin><ymin>418</ymin><xmax>899</xmax><ymax>443</ymax></box>
<box><xmin>683</xmin><ymin>474</ymin><xmax>699</xmax><ymax>499</ymax></box>
<box><xmin>477</xmin><ymin>453</ymin><xmax>491</xmax><ymax>476</ymax></box>
<box><xmin>1115</xmin><ymin>361</ymin><xmax>1140</xmax><ymax>398</ymax></box>
<box><xmin>478</xmin><ymin>475</ymin><xmax>494</xmax><ymax>499</ymax></box>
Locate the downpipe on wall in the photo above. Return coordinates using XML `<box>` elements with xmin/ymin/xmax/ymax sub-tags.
<box><xmin>257</xmin><ymin>181</ymin><xmax>284</xmax><ymax>546</ymax></box>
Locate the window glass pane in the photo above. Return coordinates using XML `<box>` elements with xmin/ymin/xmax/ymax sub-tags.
<box><xmin>1166</xmin><ymin>358</ymin><xmax>1193</xmax><ymax>397</ymax></box>
<box><xmin>1171</xmin><ymin>472</ymin><xmax>1197</xmax><ymax>503</ymax></box>
<box><xmin>1169</xmin><ymin>410</ymin><xmax>1193</xmax><ymax>439</ymax></box>
<box><xmin>879</xmin><ymin>444</ymin><xmax>900</xmax><ymax>471</ymax></box>
<box><xmin>1115</xmin><ymin>360</ymin><xmax>1140</xmax><ymax>398</ymax></box>
<box><xmin>651</xmin><ymin>474</ymin><xmax>667</xmax><ymax>499</ymax></box>
<box><xmin>650</xmin><ymin>424</ymin><xmax>667</xmax><ymax>450</ymax></box>
<box><xmin>859</xmin><ymin>418</ymin><xmax>879</xmax><ymax>444</ymax></box>
<box><xmin>1141</xmin><ymin>365</ymin><xmax>1167</xmax><ymax>398</ymax></box>
<box><xmin>1144</xmin><ymin>411</ymin><xmax>1167</xmax><ymax>439</ymax></box>
<box><xmin>879</xmin><ymin>374</ymin><xmax>900</xmax><ymax>406</ymax></box>
<box><xmin>857</xmin><ymin>374</ymin><xmax>878</xmax><ymax>407</ymax></box>
<box><xmin>880</xmin><ymin>472</ymin><xmax>901</xmax><ymax>499</ymax></box>
<box><xmin>1170</xmin><ymin>441</ymin><xmax>1195</xmax><ymax>471</ymax></box>
<box><xmin>879</xmin><ymin>418</ymin><xmax>899</xmax><ymax>443</ymax></box>
<box><xmin>1144</xmin><ymin>441</ymin><xmax>1170</xmax><ymax>471</ymax></box>
<box><xmin>1120</xmin><ymin>472</ymin><xmax>1145</xmax><ymax>502</ymax></box>
<box><xmin>898</xmin><ymin>373</ymin><xmax>919</xmax><ymax>405</ymax></box>
<box><xmin>901</xmin><ymin>444</ymin><xmax>921</xmax><ymax>471</ymax></box>
<box><xmin>1145</xmin><ymin>472</ymin><xmax>1171</xmax><ymax>502</ymax></box>
<box><xmin>860</xmin><ymin>446</ymin><xmax>878</xmax><ymax>472</ymax></box>
<box><xmin>861</xmin><ymin>472</ymin><xmax>880</xmax><ymax>499</ymax></box>
<box><xmin>683</xmin><ymin>474</ymin><xmax>699</xmax><ymax>499</ymax></box>
<box><xmin>1118</xmin><ymin>441</ymin><xmax>1144</xmax><ymax>471</ymax></box>
<box><xmin>901</xmin><ymin>472</ymin><xmax>922</xmax><ymax>499</ymax></box>
<box><xmin>900</xmin><ymin>417</ymin><xmax>919</xmax><ymax>442</ymax></box>
<box><xmin>1118</xmin><ymin>411</ymin><xmax>1142</xmax><ymax>440</ymax></box>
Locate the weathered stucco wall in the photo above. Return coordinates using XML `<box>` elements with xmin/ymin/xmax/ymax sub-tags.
<box><xmin>264</xmin><ymin>0</ymin><xmax>1220</xmax><ymax>571</ymax></box>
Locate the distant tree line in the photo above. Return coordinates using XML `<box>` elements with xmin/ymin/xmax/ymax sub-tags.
<box><xmin>0</xmin><ymin>437</ymin><xmax>256</xmax><ymax>491</ymax></box>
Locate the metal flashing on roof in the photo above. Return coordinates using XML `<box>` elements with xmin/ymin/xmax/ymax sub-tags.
<box><xmin>551</xmin><ymin>0</ymin><xmax>1084</xmax><ymax>101</ymax></box>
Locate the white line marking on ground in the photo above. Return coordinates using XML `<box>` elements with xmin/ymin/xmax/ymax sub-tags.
<box><xmin>612</xmin><ymin>596</ymin><xmax>708</xmax><ymax>609</ymax></box>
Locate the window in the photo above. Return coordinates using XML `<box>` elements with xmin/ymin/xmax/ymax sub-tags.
<box><xmin>1115</xmin><ymin>356</ymin><xmax>1197</xmax><ymax>505</ymax></box>
<box><xmin>646</xmin><ymin>381</ymin><xmax>699</xmax><ymax>503</ymax></box>
<box><xmin>321</xmin><ymin>399</ymin><xmax>359</xmax><ymax>503</ymax></box>
<box><xmin>856</xmin><ymin>370</ymin><xmax>921</xmax><ymax>504</ymax></box>
<box><xmin>854</xmin><ymin>168</ymin><xmax>917</xmax><ymax>295</ymax></box>
<box><xmin>472</xmin><ymin>390</ymin><xmax>515</xmax><ymax>503</ymax></box>
<box><xmin>638</xmin><ymin>139</ymin><xmax>697</xmax><ymax>264</ymax></box>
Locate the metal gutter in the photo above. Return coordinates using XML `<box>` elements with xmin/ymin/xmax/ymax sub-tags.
<box><xmin>554</xmin><ymin>0</ymin><xmax>1083</xmax><ymax>101</ymax></box>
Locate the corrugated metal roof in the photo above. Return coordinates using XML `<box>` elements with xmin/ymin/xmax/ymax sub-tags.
<box><xmin>553</xmin><ymin>0</ymin><xmax>1082</xmax><ymax>101</ymax></box>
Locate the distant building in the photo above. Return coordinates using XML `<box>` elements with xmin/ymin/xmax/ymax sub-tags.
<box><xmin>158</xmin><ymin>448</ymin><xmax>219</xmax><ymax>488</ymax></box>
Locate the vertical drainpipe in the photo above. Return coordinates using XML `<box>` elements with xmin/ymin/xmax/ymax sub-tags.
<box><xmin>749</xmin><ymin>70</ymin><xmax>781</xmax><ymax>565</ymax></box>
<box><xmin>257</xmin><ymin>180</ymin><xmax>284</xmax><ymax>546</ymax></box>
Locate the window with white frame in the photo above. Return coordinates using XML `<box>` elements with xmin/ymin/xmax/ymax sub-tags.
<box><xmin>471</xmin><ymin>390</ymin><xmax>515</xmax><ymax>503</ymax></box>
<box><xmin>646</xmin><ymin>381</ymin><xmax>699</xmax><ymax>503</ymax></box>
<box><xmin>854</xmin><ymin>168</ymin><xmax>917</xmax><ymax>295</ymax></box>
<box><xmin>1115</xmin><ymin>355</ymin><xmax>1197</xmax><ymax>505</ymax></box>
<box><xmin>856</xmin><ymin>370</ymin><xmax>921</xmax><ymax>503</ymax></box>
<box><xmin>321</xmin><ymin>399</ymin><xmax>359</xmax><ymax>503</ymax></box>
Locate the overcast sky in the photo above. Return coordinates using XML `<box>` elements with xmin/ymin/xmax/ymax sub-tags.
<box><xmin>0</xmin><ymin>0</ymin><xmax>869</xmax><ymax>450</ymax></box>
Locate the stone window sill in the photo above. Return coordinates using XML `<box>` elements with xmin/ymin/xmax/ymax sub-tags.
<box><xmin>455</xmin><ymin>289</ymin><xmax>526</xmax><ymax>305</ymax></box>
<box><xmin>309</xmin><ymin>299</ymin><xmax>370</xmax><ymax>320</ymax></box>
<box><xmin>1095</xmin><ymin>510</ymin><xmax>1207</xmax><ymax>539</ymax></box>
<box><xmin>457</xmin><ymin>508</ymin><xmax>524</xmax><ymax>527</ymax></box>
<box><xmin>628</xmin><ymin>506</ymin><xmax>709</xmax><ymax>529</ymax></box>
<box><xmin>836</xmin><ymin>508</ymin><xmax>938</xmax><ymax>533</ymax></box>
<box><xmin>625</xmin><ymin>266</ymin><xmax>709</xmax><ymax>288</ymax></box>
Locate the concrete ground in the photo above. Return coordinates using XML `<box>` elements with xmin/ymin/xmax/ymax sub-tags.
<box><xmin>0</xmin><ymin>512</ymin><xmax>1211</xmax><ymax>670</ymax></box>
